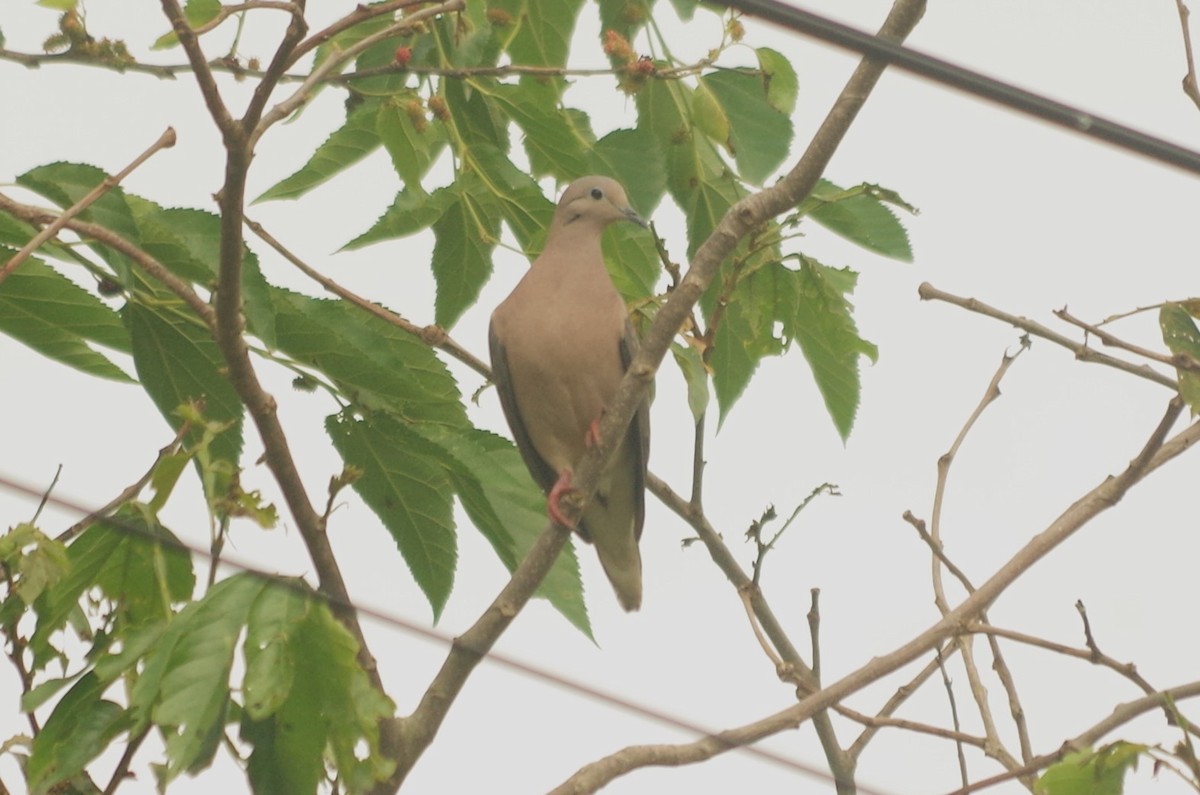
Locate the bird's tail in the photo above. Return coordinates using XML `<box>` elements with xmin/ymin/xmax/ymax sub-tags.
<box><xmin>583</xmin><ymin>463</ymin><xmax>644</xmax><ymax>612</ymax></box>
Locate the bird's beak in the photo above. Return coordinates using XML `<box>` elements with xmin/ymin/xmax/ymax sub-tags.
<box><xmin>623</xmin><ymin>206</ymin><xmax>649</xmax><ymax>228</ymax></box>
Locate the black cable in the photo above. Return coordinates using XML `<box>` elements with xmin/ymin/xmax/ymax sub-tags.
<box><xmin>713</xmin><ymin>0</ymin><xmax>1200</xmax><ymax>177</ymax></box>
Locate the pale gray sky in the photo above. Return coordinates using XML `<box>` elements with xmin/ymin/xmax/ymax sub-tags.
<box><xmin>2</xmin><ymin>2</ymin><xmax>1198</xmax><ymax>794</ymax></box>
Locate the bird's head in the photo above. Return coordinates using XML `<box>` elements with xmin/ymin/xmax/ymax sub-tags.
<box><xmin>554</xmin><ymin>176</ymin><xmax>648</xmax><ymax>231</ymax></box>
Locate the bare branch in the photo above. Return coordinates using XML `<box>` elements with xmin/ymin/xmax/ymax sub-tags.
<box><xmin>0</xmin><ymin>127</ymin><xmax>176</xmax><ymax>285</ymax></box>
<box><xmin>1177</xmin><ymin>0</ymin><xmax>1200</xmax><ymax>111</ymax></box>
<box><xmin>1055</xmin><ymin>305</ymin><xmax>1200</xmax><ymax>373</ymax></box>
<box><xmin>918</xmin><ymin>282</ymin><xmax>1178</xmax><ymax>389</ymax></box>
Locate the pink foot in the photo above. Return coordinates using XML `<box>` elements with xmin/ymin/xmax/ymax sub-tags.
<box><xmin>547</xmin><ymin>469</ymin><xmax>577</xmax><ymax>528</ymax></box>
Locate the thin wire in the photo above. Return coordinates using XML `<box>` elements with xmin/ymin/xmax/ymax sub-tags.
<box><xmin>714</xmin><ymin>0</ymin><xmax>1200</xmax><ymax>177</ymax></box>
<box><xmin>0</xmin><ymin>472</ymin><xmax>897</xmax><ymax>795</ymax></box>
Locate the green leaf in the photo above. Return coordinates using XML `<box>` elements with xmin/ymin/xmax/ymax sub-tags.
<box><xmin>429</xmin><ymin>173</ymin><xmax>501</xmax><ymax>327</ymax></box>
<box><xmin>601</xmin><ymin>222</ymin><xmax>660</xmax><ymax>302</ymax></box>
<box><xmin>28</xmin><ymin>673</ymin><xmax>129</xmax><ymax>794</ymax></box>
<box><xmin>241</xmin><ymin>584</ymin><xmax>394</xmax><ymax>794</ymax></box>
<box><xmin>598</xmin><ymin>0</ymin><xmax>654</xmax><ymax>41</ymax></box>
<box><xmin>700</xmin><ymin>69</ymin><xmax>793</xmax><ymax>185</ymax></box>
<box><xmin>802</xmin><ymin>180</ymin><xmax>914</xmax><ymax>262</ymax></box>
<box><xmin>470</xmin><ymin>144</ymin><xmax>554</xmax><ymax>250</ymax></box>
<box><xmin>132</xmin><ymin>574</ymin><xmax>266</xmax><ymax>781</ymax></box>
<box><xmin>1161</xmin><ymin>303</ymin><xmax>1200</xmax><ymax>414</ymax></box>
<box><xmin>424</xmin><ymin>426</ymin><xmax>592</xmax><ymax>636</ymax></box>
<box><xmin>490</xmin><ymin>0</ymin><xmax>585</xmax><ymax>67</ymax></box>
<box><xmin>589</xmin><ymin>127</ymin><xmax>667</xmax><ymax>216</ymax></box>
<box><xmin>443</xmin><ymin>74</ymin><xmax>510</xmax><ymax>153</ymax></box>
<box><xmin>691</xmin><ymin>80</ymin><xmax>730</xmax><ymax>146</ymax></box>
<box><xmin>786</xmin><ymin>259</ymin><xmax>877</xmax><ymax>440</ymax></box>
<box><xmin>486</xmin><ymin>78</ymin><xmax>591</xmax><ymax>179</ymax></box>
<box><xmin>1036</xmin><ymin>743</ymin><xmax>1146</xmax><ymax>795</ymax></box>
<box><xmin>18</xmin><ymin>162</ymin><xmax>141</xmax><ymax>246</ymax></box>
<box><xmin>756</xmin><ymin>47</ymin><xmax>799</xmax><ymax>115</ymax></box>
<box><xmin>125</xmin><ymin>300</ymin><xmax>244</xmax><ymax>464</ymax></box>
<box><xmin>710</xmin><ymin>292</ymin><xmax>776</xmax><ymax>426</ymax></box>
<box><xmin>152</xmin><ymin>0</ymin><xmax>222</xmax><ymax>49</ymax></box>
<box><xmin>268</xmin><ymin>289</ymin><xmax>467</xmax><ymax>425</ymax></box>
<box><xmin>378</xmin><ymin>97</ymin><xmax>447</xmax><ymax>188</ymax></box>
<box><xmin>0</xmin><ymin>254</ymin><xmax>134</xmax><ymax>382</ymax></box>
<box><xmin>326</xmin><ymin>414</ymin><xmax>457</xmax><ymax>619</ymax></box>
<box><xmin>345</xmin><ymin>185</ymin><xmax>449</xmax><ymax>249</ymax></box>
<box><xmin>36</xmin><ymin>0</ymin><xmax>78</xmax><ymax>10</ymax></box>
<box><xmin>256</xmin><ymin>103</ymin><xmax>383</xmax><ymax>202</ymax></box>
<box><xmin>671</xmin><ymin>342</ymin><xmax>710</xmax><ymax>424</ymax></box>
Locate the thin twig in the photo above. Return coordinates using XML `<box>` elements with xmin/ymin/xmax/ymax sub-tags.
<box><xmin>243</xmin><ymin>216</ymin><xmax>491</xmax><ymax>378</ymax></box>
<box><xmin>0</xmin><ymin>193</ymin><xmax>215</xmax><ymax>327</ymax></box>
<box><xmin>0</xmin><ymin>127</ymin><xmax>176</xmax><ymax>286</ymax></box>
<box><xmin>102</xmin><ymin>726</ymin><xmax>149</xmax><ymax>795</ymax></box>
<box><xmin>1178</xmin><ymin>0</ymin><xmax>1200</xmax><ymax>111</ymax></box>
<box><xmin>1055</xmin><ymin>306</ymin><xmax>1200</xmax><ymax>373</ymax></box>
<box><xmin>936</xmin><ymin>648</ymin><xmax>970</xmax><ymax>789</ymax></box>
<box><xmin>30</xmin><ymin>465</ymin><xmax>62</xmax><ymax>525</ymax></box>
<box><xmin>918</xmin><ymin>283</ymin><xmax>1177</xmax><ymax>389</ymax></box>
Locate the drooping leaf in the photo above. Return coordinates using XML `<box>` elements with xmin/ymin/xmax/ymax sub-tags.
<box><xmin>429</xmin><ymin>173</ymin><xmax>501</xmax><ymax>327</ymax></box>
<box><xmin>800</xmin><ymin>180</ymin><xmax>915</xmax><ymax>262</ymax></box>
<box><xmin>18</xmin><ymin>162</ymin><xmax>141</xmax><ymax>245</ymax></box>
<box><xmin>471</xmin><ymin>145</ymin><xmax>554</xmax><ymax>251</ymax></box>
<box><xmin>27</xmin><ymin>673</ymin><xmax>130</xmax><ymax>793</ymax></box>
<box><xmin>489</xmin><ymin>0</ymin><xmax>585</xmax><ymax>67</ymax></box>
<box><xmin>601</xmin><ymin>223</ymin><xmax>660</xmax><ymax>302</ymax></box>
<box><xmin>785</xmin><ymin>259</ymin><xmax>877</xmax><ymax>440</ymax></box>
<box><xmin>124</xmin><ymin>300</ymin><xmax>244</xmax><ymax>465</ymax></box>
<box><xmin>346</xmin><ymin>185</ymin><xmax>451</xmax><ymax>250</ymax></box>
<box><xmin>589</xmin><ymin>127</ymin><xmax>667</xmax><ymax>216</ymax></box>
<box><xmin>377</xmin><ymin>96</ymin><xmax>447</xmax><ymax>188</ymax></box>
<box><xmin>255</xmin><ymin>103</ymin><xmax>383</xmax><ymax>202</ymax></box>
<box><xmin>487</xmin><ymin>78</ymin><xmax>591</xmax><ymax>179</ymax></box>
<box><xmin>700</xmin><ymin>68</ymin><xmax>793</xmax><ymax>185</ymax></box>
<box><xmin>1161</xmin><ymin>302</ymin><xmax>1200</xmax><ymax>415</ymax></box>
<box><xmin>756</xmin><ymin>46</ymin><xmax>799</xmax><ymax>115</ymax></box>
<box><xmin>326</xmin><ymin>413</ymin><xmax>457</xmax><ymax>619</ymax></box>
<box><xmin>1035</xmin><ymin>743</ymin><xmax>1146</xmax><ymax>795</ymax></box>
<box><xmin>131</xmin><ymin>574</ymin><xmax>266</xmax><ymax>781</ymax></box>
<box><xmin>671</xmin><ymin>341</ymin><xmax>711</xmax><ymax>423</ymax></box>
<box><xmin>268</xmin><ymin>289</ymin><xmax>467</xmax><ymax>426</ymax></box>
<box><xmin>0</xmin><ymin>254</ymin><xmax>134</xmax><ymax>382</ymax></box>
<box><xmin>152</xmin><ymin>0</ymin><xmax>222</xmax><ymax>49</ymax></box>
<box><xmin>424</xmin><ymin>426</ymin><xmax>592</xmax><ymax>636</ymax></box>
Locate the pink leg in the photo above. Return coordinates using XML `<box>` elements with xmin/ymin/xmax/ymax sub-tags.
<box><xmin>547</xmin><ymin>469</ymin><xmax>577</xmax><ymax>528</ymax></box>
<box><xmin>585</xmin><ymin>408</ymin><xmax>607</xmax><ymax>448</ymax></box>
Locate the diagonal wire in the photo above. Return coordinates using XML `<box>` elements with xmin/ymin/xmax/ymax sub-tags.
<box><xmin>0</xmin><ymin>471</ymin><xmax>899</xmax><ymax>795</ymax></box>
<box><xmin>714</xmin><ymin>0</ymin><xmax>1200</xmax><ymax>177</ymax></box>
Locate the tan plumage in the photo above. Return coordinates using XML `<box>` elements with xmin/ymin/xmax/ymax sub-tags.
<box><xmin>489</xmin><ymin>176</ymin><xmax>651</xmax><ymax>611</ymax></box>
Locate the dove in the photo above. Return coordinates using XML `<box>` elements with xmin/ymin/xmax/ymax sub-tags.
<box><xmin>489</xmin><ymin>176</ymin><xmax>651</xmax><ymax>611</ymax></box>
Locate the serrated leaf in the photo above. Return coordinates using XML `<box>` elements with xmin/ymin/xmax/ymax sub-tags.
<box><xmin>802</xmin><ymin>180</ymin><xmax>914</xmax><ymax>262</ymax></box>
<box><xmin>700</xmin><ymin>69</ymin><xmax>793</xmax><ymax>185</ymax></box>
<box><xmin>132</xmin><ymin>574</ymin><xmax>266</xmax><ymax>781</ymax></box>
<box><xmin>256</xmin><ymin>103</ymin><xmax>383</xmax><ymax>202</ymax></box>
<box><xmin>0</xmin><ymin>254</ymin><xmax>135</xmax><ymax>382</ymax></box>
<box><xmin>486</xmin><ymin>78</ymin><xmax>591</xmax><ymax>179</ymax></box>
<box><xmin>691</xmin><ymin>80</ymin><xmax>731</xmax><ymax>146</ymax></box>
<box><xmin>671</xmin><ymin>341</ymin><xmax>710</xmax><ymax>423</ymax></box>
<box><xmin>443</xmin><ymin>75</ymin><xmax>510</xmax><ymax>153</ymax></box>
<box><xmin>377</xmin><ymin>98</ymin><xmax>447</xmax><ymax>188</ymax></box>
<box><xmin>18</xmin><ymin>162</ymin><xmax>141</xmax><ymax>245</ymax></box>
<box><xmin>589</xmin><ymin>127</ymin><xmax>667</xmax><ymax>216</ymax></box>
<box><xmin>243</xmin><ymin>582</ymin><xmax>309</xmax><ymax>721</ymax></box>
<box><xmin>125</xmin><ymin>300</ymin><xmax>244</xmax><ymax>465</ymax></box>
<box><xmin>152</xmin><ymin>0</ymin><xmax>222</xmax><ymax>49</ymax></box>
<box><xmin>786</xmin><ymin>259</ymin><xmax>877</xmax><ymax>440</ymax></box>
<box><xmin>345</xmin><ymin>185</ymin><xmax>448</xmax><ymax>249</ymax></box>
<box><xmin>1036</xmin><ymin>743</ymin><xmax>1146</xmax><ymax>795</ymax></box>
<box><xmin>268</xmin><ymin>289</ymin><xmax>466</xmax><ymax>425</ymax></box>
<box><xmin>430</xmin><ymin>174</ymin><xmax>501</xmax><ymax>327</ymax></box>
<box><xmin>756</xmin><ymin>47</ymin><xmax>799</xmax><ymax>115</ymax></box>
<box><xmin>27</xmin><ymin>673</ymin><xmax>129</xmax><ymax>793</ymax></box>
<box><xmin>710</xmin><ymin>294</ymin><xmax>774</xmax><ymax>426</ymax></box>
<box><xmin>471</xmin><ymin>144</ymin><xmax>554</xmax><ymax>250</ymax></box>
<box><xmin>327</xmin><ymin>414</ymin><xmax>457</xmax><ymax>619</ymax></box>
<box><xmin>1160</xmin><ymin>303</ymin><xmax>1200</xmax><ymax>414</ymax></box>
<box><xmin>490</xmin><ymin>0</ymin><xmax>585</xmax><ymax>67</ymax></box>
<box><xmin>601</xmin><ymin>222</ymin><xmax>660</xmax><ymax>302</ymax></box>
<box><xmin>424</xmin><ymin>426</ymin><xmax>592</xmax><ymax>637</ymax></box>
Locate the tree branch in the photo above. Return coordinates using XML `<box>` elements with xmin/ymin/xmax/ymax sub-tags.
<box><xmin>0</xmin><ymin>127</ymin><xmax>176</xmax><ymax>286</ymax></box>
<box><xmin>918</xmin><ymin>282</ymin><xmax>1178</xmax><ymax>389</ymax></box>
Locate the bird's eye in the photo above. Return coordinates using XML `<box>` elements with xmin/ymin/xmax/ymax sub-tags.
<box><xmin>590</xmin><ymin>187</ymin><xmax>603</xmax><ymax>200</ymax></box>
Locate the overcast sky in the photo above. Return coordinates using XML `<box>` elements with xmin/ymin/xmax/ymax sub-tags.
<box><xmin>2</xmin><ymin>2</ymin><xmax>1199</xmax><ymax>794</ymax></box>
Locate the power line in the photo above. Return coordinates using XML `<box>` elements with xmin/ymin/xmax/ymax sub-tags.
<box><xmin>0</xmin><ymin>472</ymin><xmax>897</xmax><ymax>795</ymax></box>
<box><xmin>714</xmin><ymin>0</ymin><xmax>1200</xmax><ymax>177</ymax></box>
